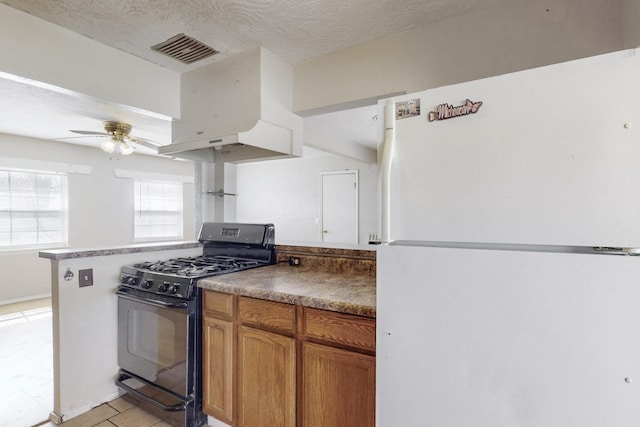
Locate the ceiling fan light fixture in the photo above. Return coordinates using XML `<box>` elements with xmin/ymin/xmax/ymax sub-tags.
<box><xmin>119</xmin><ymin>141</ymin><xmax>135</xmax><ymax>155</ymax></box>
<box><xmin>98</xmin><ymin>122</ymin><xmax>136</xmax><ymax>155</ymax></box>
<box><xmin>101</xmin><ymin>138</ymin><xmax>116</xmax><ymax>153</ymax></box>
<box><xmin>71</xmin><ymin>121</ymin><xmax>145</xmax><ymax>155</ymax></box>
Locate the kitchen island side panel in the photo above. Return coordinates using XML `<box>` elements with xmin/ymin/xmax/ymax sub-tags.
<box><xmin>376</xmin><ymin>244</ymin><xmax>640</xmax><ymax>427</ymax></box>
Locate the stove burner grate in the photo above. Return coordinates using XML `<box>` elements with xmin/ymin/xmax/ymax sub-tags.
<box><xmin>133</xmin><ymin>256</ymin><xmax>262</xmax><ymax>277</ymax></box>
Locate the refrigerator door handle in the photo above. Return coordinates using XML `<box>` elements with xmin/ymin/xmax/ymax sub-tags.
<box><xmin>380</xmin><ymin>99</ymin><xmax>395</xmax><ymax>243</ymax></box>
<box><xmin>593</xmin><ymin>247</ymin><xmax>640</xmax><ymax>256</ymax></box>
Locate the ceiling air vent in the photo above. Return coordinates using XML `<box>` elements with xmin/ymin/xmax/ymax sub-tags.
<box><xmin>151</xmin><ymin>33</ymin><xmax>218</xmax><ymax>64</ymax></box>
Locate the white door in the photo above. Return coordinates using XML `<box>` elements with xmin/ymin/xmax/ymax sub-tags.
<box><xmin>321</xmin><ymin>170</ymin><xmax>358</xmax><ymax>244</ymax></box>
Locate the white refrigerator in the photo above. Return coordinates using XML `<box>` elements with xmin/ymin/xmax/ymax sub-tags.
<box><xmin>376</xmin><ymin>49</ymin><xmax>640</xmax><ymax>426</ymax></box>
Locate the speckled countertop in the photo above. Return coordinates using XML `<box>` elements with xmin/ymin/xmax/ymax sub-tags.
<box><xmin>199</xmin><ymin>245</ymin><xmax>376</xmax><ymax>318</ymax></box>
<box><xmin>39</xmin><ymin>241</ymin><xmax>201</xmax><ymax>260</ymax></box>
<box><xmin>198</xmin><ymin>264</ymin><xmax>375</xmax><ymax>318</ymax></box>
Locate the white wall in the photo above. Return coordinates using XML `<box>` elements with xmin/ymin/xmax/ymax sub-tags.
<box><xmin>293</xmin><ymin>0</ymin><xmax>624</xmax><ymax>114</ymax></box>
<box><xmin>0</xmin><ymin>134</ymin><xmax>195</xmax><ymax>303</ymax></box>
<box><xmin>235</xmin><ymin>149</ymin><xmax>377</xmax><ymax>244</ymax></box>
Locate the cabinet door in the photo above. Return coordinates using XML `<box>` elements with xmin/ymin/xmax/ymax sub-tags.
<box><xmin>301</xmin><ymin>341</ymin><xmax>375</xmax><ymax>427</ymax></box>
<box><xmin>237</xmin><ymin>325</ymin><xmax>296</xmax><ymax>427</ymax></box>
<box><xmin>202</xmin><ymin>316</ymin><xmax>234</xmax><ymax>424</ymax></box>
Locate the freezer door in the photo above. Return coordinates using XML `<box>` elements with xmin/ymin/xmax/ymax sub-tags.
<box><xmin>385</xmin><ymin>50</ymin><xmax>640</xmax><ymax>246</ymax></box>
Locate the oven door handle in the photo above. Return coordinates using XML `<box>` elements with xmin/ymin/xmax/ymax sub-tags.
<box><xmin>116</xmin><ymin>289</ymin><xmax>189</xmax><ymax>309</ymax></box>
<box><xmin>116</xmin><ymin>371</ymin><xmax>190</xmax><ymax>412</ymax></box>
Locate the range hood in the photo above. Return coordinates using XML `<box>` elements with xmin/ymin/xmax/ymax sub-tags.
<box><xmin>159</xmin><ymin>47</ymin><xmax>302</xmax><ymax>163</ymax></box>
<box><xmin>159</xmin><ymin>119</ymin><xmax>297</xmax><ymax>163</ymax></box>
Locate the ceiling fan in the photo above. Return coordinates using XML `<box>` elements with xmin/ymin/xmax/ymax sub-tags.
<box><xmin>65</xmin><ymin>121</ymin><xmax>161</xmax><ymax>155</ymax></box>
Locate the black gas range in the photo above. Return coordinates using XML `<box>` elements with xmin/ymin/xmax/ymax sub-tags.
<box><xmin>115</xmin><ymin>223</ymin><xmax>275</xmax><ymax>427</ymax></box>
<box><xmin>118</xmin><ymin>222</ymin><xmax>275</xmax><ymax>299</ymax></box>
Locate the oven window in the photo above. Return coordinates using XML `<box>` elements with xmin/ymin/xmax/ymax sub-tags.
<box><xmin>119</xmin><ymin>297</ymin><xmax>188</xmax><ymax>382</ymax></box>
<box><xmin>128</xmin><ymin>310</ymin><xmax>176</xmax><ymax>368</ymax></box>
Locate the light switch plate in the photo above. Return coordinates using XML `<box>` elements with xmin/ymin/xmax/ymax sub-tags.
<box><xmin>79</xmin><ymin>268</ymin><xmax>93</xmax><ymax>287</ymax></box>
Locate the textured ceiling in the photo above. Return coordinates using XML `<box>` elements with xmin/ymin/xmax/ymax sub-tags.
<box><xmin>0</xmin><ymin>0</ymin><xmax>512</xmax><ymax>154</ymax></box>
<box><xmin>0</xmin><ymin>0</ymin><xmax>510</xmax><ymax>72</ymax></box>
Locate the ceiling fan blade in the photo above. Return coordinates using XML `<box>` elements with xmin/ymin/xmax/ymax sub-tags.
<box><xmin>133</xmin><ymin>140</ymin><xmax>159</xmax><ymax>151</ymax></box>
<box><xmin>128</xmin><ymin>136</ymin><xmax>162</xmax><ymax>151</ymax></box>
<box><xmin>69</xmin><ymin>130</ymin><xmax>109</xmax><ymax>136</ymax></box>
<box><xmin>52</xmin><ymin>134</ymin><xmax>109</xmax><ymax>141</ymax></box>
<box><xmin>134</xmin><ymin>136</ymin><xmax>162</xmax><ymax>145</ymax></box>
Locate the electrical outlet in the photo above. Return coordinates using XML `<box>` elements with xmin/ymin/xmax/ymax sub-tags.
<box><xmin>288</xmin><ymin>257</ymin><xmax>301</xmax><ymax>267</ymax></box>
<box><xmin>79</xmin><ymin>268</ymin><xmax>93</xmax><ymax>287</ymax></box>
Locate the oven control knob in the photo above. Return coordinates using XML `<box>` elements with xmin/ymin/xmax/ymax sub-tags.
<box><xmin>168</xmin><ymin>285</ymin><xmax>180</xmax><ymax>294</ymax></box>
<box><xmin>142</xmin><ymin>280</ymin><xmax>153</xmax><ymax>289</ymax></box>
<box><xmin>120</xmin><ymin>276</ymin><xmax>129</xmax><ymax>284</ymax></box>
<box><xmin>158</xmin><ymin>282</ymin><xmax>170</xmax><ymax>292</ymax></box>
<box><xmin>126</xmin><ymin>276</ymin><xmax>138</xmax><ymax>286</ymax></box>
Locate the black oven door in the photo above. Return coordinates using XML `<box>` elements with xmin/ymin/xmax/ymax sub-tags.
<box><xmin>117</xmin><ymin>289</ymin><xmax>190</xmax><ymax>398</ymax></box>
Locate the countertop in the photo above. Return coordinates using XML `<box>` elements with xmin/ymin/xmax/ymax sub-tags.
<box><xmin>39</xmin><ymin>241</ymin><xmax>201</xmax><ymax>260</ymax></box>
<box><xmin>198</xmin><ymin>263</ymin><xmax>376</xmax><ymax>318</ymax></box>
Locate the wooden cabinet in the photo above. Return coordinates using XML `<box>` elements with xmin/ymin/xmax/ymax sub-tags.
<box><xmin>202</xmin><ymin>289</ymin><xmax>375</xmax><ymax>427</ymax></box>
<box><xmin>202</xmin><ymin>316</ymin><xmax>234</xmax><ymax>423</ymax></box>
<box><xmin>237</xmin><ymin>326</ymin><xmax>296</xmax><ymax>427</ymax></box>
<box><xmin>202</xmin><ymin>291</ymin><xmax>235</xmax><ymax>424</ymax></box>
<box><xmin>301</xmin><ymin>307</ymin><xmax>376</xmax><ymax>353</ymax></box>
<box><xmin>299</xmin><ymin>307</ymin><xmax>376</xmax><ymax>427</ymax></box>
<box><xmin>238</xmin><ymin>296</ymin><xmax>296</xmax><ymax>334</ymax></box>
<box><xmin>300</xmin><ymin>342</ymin><xmax>375</xmax><ymax>427</ymax></box>
<box><xmin>237</xmin><ymin>296</ymin><xmax>297</xmax><ymax>427</ymax></box>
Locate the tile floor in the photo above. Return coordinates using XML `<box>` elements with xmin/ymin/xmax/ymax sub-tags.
<box><xmin>0</xmin><ymin>298</ymin><xmax>53</xmax><ymax>427</ymax></box>
<box><xmin>35</xmin><ymin>395</ymin><xmax>178</xmax><ymax>427</ymax></box>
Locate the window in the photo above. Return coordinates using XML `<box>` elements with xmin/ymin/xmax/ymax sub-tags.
<box><xmin>134</xmin><ymin>180</ymin><xmax>183</xmax><ymax>240</ymax></box>
<box><xmin>0</xmin><ymin>169</ymin><xmax>68</xmax><ymax>249</ymax></box>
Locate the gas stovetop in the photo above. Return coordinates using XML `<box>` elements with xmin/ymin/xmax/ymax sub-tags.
<box><xmin>118</xmin><ymin>255</ymin><xmax>269</xmax><ymax>300</ymax></box>
<box><xmin>133</xmin><ymin>256</ymin><xmax>264</xmax><ymax>277</ymax></box>
<box><xmin>118</xmin><ymin>222</ymin><xmax>276</xmax><ymax>300</ymax></box>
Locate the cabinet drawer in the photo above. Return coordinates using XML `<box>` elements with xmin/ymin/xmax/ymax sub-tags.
<box><xmin>203</xmin><ymin>290</ymin><xmax>234</xmax><ymax>319</ymax></box>
<box><xmin>238</xmin><ymin>297</ymin><xmax>296</xmax><ymax>334</ymax></box>
<box><xmin>302</xmin><ymin>308</ymin><xmax>375</xmax><ymax>353</ymax></box>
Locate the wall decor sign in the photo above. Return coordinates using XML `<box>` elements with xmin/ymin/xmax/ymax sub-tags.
<box><xmin>428</xmin><ymin>99</ymin><xmax>483</xmax><ymax>122</ymax></box>
<box><xmin>395</xmin><ymin>99</ymin><xmax>421</xmax><ymax>120</ymax></box>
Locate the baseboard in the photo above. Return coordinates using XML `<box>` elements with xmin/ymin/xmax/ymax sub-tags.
<box><xmin>48</xmin><ymin>411</ymin><xmax>63</xmax><ymax>425</ymax></box>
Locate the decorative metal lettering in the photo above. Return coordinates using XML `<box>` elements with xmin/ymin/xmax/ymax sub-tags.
<box><xmin>428</xmin><ymin>99</ymin><xmax>483</xmax><ymax>122</ymax></box>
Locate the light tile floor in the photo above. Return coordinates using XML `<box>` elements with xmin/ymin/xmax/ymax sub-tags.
<box><xmin>35</xmin><ymin>396</ymin><xmax>177</xmax><ymax>427</ymax></box>
<box><xmin>0</xmin><ymin>298</ymin><xmax>53</xmax><ymax>427</ymax></box>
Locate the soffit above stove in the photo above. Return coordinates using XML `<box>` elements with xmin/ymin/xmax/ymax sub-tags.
<box><xmin>0</xmin><ymin>0</ymin><xmax>515</xmax><ymax>72</ymax></box>
<box><xmin>160</xmin><ymin>47</ymin><xmax>303</xmax><ymax>163</ymax></box>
